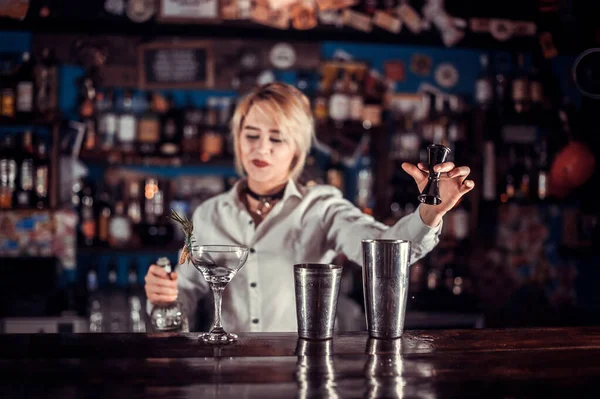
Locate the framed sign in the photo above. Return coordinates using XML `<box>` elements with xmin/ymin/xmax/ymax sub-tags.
<box><xmin>158</xmin><ymin>0</ymin><xmax>220</xmax><ymax>23</ymax></box>
<box><xmin>138</xmin><ymin>40</ymin><xmax>214</xmax><ymax>89</ymax></box>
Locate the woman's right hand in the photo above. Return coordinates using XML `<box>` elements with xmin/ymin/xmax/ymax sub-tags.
<box><xmin>144</xmin><ymin>264</ymin><xmax>179</xmax><ymax>305</ymax></box>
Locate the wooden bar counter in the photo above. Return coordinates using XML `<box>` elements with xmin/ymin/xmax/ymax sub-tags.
<box><xmin>1</xmin><ymin>327</ymin><xmax>600</xmax><ymax>398</ymax></box>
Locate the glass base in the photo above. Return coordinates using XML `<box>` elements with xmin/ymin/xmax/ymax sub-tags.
<box><xmin>199</xmin><ymin>331</ymin><xmax>238</xmax><ymax>344</ymax></box>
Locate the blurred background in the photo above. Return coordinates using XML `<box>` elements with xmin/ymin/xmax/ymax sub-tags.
<box><xmin>0</xmin><ymin>0</ymin><xmax>598</xmax><ymax>334</ymax></box>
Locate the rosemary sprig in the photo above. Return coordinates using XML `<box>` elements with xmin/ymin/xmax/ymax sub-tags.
<box><xmin>169</xmin><ymin>209</ymin><xmax>195</xmax><ymax>265</ymax></box>
<box><xmin>169</xmin><ymin>208</ymin><xmax>194</xmax><ymax>238</ymax></box>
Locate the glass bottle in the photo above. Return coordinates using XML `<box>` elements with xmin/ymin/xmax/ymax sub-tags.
<box><xmin>15</xmin><ymin>51</ymin><xmax>35</xmax><ymax>121</ymax></box>
<box><xmin>34</xmin><ymin>47</ymin><xmax>58</xmax><ymax>118</ymax></box>
<box><xmin>536</xmin><ymin>137</ymin><xmax>549</xmax><ymax>201</ymax></box>
<box><xmin>0</xmin><ymin>59</ymin><xmax>16</xmax><ymax>121</ymax></box>
<box><xmin>159</xmin><ymin>94</ymin><xmax>181</xmax><ymax>157</ymax></box>
<box><xmin>99</xmin><ymin>89</ymin><xmax>117</xmax><ymax>150</ymax></box>
<box><xmin>103</xmin><ymin>258</ymin><xmax>126</xmax><ymax>333</ymax></box>
<box><xmin>475</xmin><ymin>53</ymin><xmax>494</xmax><ymax>111</ymax></box>
<box><xmin>127</xmin><ymin>258</ymin><xmax>146</xmax><ymax>333</ymax></box>
<box><xmin>328</xmin><ymin>68</ymin><xmax>350</xmax><ymax>128</ymax></box>
<box><xmin>150</xmin><ymin>257</ymin><xmax>184</xmax><ymax>331</ymax></box>
<box><xmin>0</xmin><ymin>134</ymin><xmax>17</xmax><ymax>209</ymax></box>
<box><xmin>181</xmin><ymin>94</ymin><xmax>203</xmax><ymax>162</ymax></box>
<box><xmin>201</xmin><ymin>97</ymin><xmax>223</xmax><ymax>162</ymax></box>
<box><xmin>79</xmin><ymin>179</ymin><xmax>96</xmax><ymax>247</ymax></box>
<box><xmin>512</xmin><ymin>53</ymin><xmax>530</xmax><ymax>117</ymax></box>
<box><xmin>108</xmin><ymin>198</ymin><xmax>132</xmax><ymax>248</ymax></box>
<box><xmin>96</xmin><ymin>182</ymin><xmax>113</xmax><ymax>247</ymax></box>
<box><xmin>14</xmin><ymin>130</ymin><xmax>35</xmax><ymax>208</ymax></box>
<box><xmin>126</xmin><ymin>179</ymin><xmax>143</xmax><ymax>226</ymax></box>
<box><xmin>86</xmin><ymin>261</ymin><xmax>104</xmax><ymax>332</ymax></box>
<box><xmin>34</xmin><ymin>140</ymin><xmax>50</xmax><ymax>209</ymax></box>
<box><xmin>117</xmin><ymin>89</ymin><xmax>137</xmax><ymax>152</ymax></box>
<box><xmin>137</xmin><ymin>92</ymin><xmax>160</xmax><ymax>156</ymax></box>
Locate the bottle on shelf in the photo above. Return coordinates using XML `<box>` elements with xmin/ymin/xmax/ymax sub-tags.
<box><xmin>15</xmin><ymin>51</ymin><xmax>36</xmax><ymax>122</ymax></box>
<box><xmin>98</xmin><ymin>89</ymin><xmax>117</xmax><ymax>150</ymax></box>
<box><xmin>77</xmin><ymin>70</ymin><xmax>97</xmax><ymax>120</ymax></box>
<box><xmin>450</xmin><ymin>197</ymin><xmax>470</xmax><ymax>242</ymax></box>
<box><xmin>348</xmin><ymin>70</ymin><xmax>364</xmax><ymax>123</ymax></box>
<box><xmin>88</xmin><ymin>90</ymin><xmax>107</xmax><ymax>152</ymax></box>
<box><xmin>150</xmin><ymin>257</ymin><xmax>185</xmax><ymax>331</ymax></box>
<box><xmin>475</xmin><ymin>53</ymin><xmax>495</xmax><ymax>111</ymax></box>
<box><xmin>473</xmin><ymin>54</ymin><xmax>499</xmax><ymax>203</ymax></box>
<box><xmin>220</xmin><ymin>97</ymin><xmax>235</xmax><ymax>158</ymax></box>
<box><xmin>0</xmin><ymin>59</ymin><xmax>16</xmax><ymax>121</ymax></box>
<box><xmin>362</xmin><ymin>69</ymin><xmax>384</xmax><ymax>129</ymax></box>
<box><xmin>34</xmin><ymin>140</ymin><xmax>50</xmax><ymax>209</ymax></box>
<box><xmin>501</xmin><ymin>145</ymin><xmax>517</xmax><ymax>203</ymax></box>
<box><xmin>34</xmin><ymin>47</ymin><xmax>59</xmax><ymax>119</ymax></box>
<box><xmin>355</xmin><ymin>152</ymin><xmax>373</xmax><ymax>213</ymax></box>
<box><xmin>117</xmin><ymin>89</ymin><xmax>137</xmax><ymax>152</ymax></box>
<box><xmin>14</xmin><ymin>130</ymin><xmax>35</xmax><ymax>208</ymax></box>
<box><xmin>511</xmin><ymin>53</ymin><xmax>531</xmax><ymax>122</ymax></box>
<box><xmin>448</xmin><ymin>95</ymin><xmax>467</xmax><ymax>159</ymax></box>
<box><xmin>529</xmin><ymin>60</ymin><xmax>544</xmax><ymax>122</ymax></box>
<box><xmin>312</xmin><ymin>78</ymin><xmax>328</xmax><ymax>124</ymax></box>
<box><xmin>420</xmin><ymin>92</ymin><xmax>438</xmax><ymax>142</ymax></box>
<box><xmin>108</xmin><ymin>182</ymin><xmax>133</xmax><ymax>248</ymax></box>
<box><xmin>142</xmin><ymin>178</ymin><xmax>172</xmax><ymax>245</ymax></box>
<box><xmin>137</xmin><ymin>91</ymin><xmax>161</xmax><ymax>156</ymax></box>
<box><xmin>95</xmin><ymin>182</ymin><xmax>113</xmax><ymax>247</ymax></box>
<box><xmin>437</xmin><ymin>96</ymin><xmax>454</xmax><ymax>159</ymax></box>
<box><xmin>535</xmin><ymin>137</ymin><xmax>549</xmax><ymax>201</ymax></box>
<box><xmin>86</xmin><ymin>261</ymin><xmax>104</xmax><ymax>333</ymax></box>
<box><xmin>181</xmin><ymin>94</ymin><xmax>203</xmax><ymax>161</ymax></box>
<box><xmin>103</xmin><ymin>257</ymin><xmax>127</xmax><ymax>333</ymax></box>
<box><xmin>0</xmin><ymin>134</ymin><xmax>17</xmax><ymax>209</ymax></box>
<box><xmin>127</xmin><ymin>258</ymin><xmax>147</xmax><ymax>333</ymax></box>
<box><xmin>159</xmin><ymin>94</ymin><xmax>182</xmax><ymax>158</ymax></box>
<box><xmin>482</xmin><ymin>139</ymin><xmax>497</xmax><ymax>202</ymax></box>
<box><xmin>79</xmin><ymin>179</ymin><xmax>96</xmax><ymax>247</ymax></box>
<box><xmin>83</xmin><ymin>113</ymin><xmax>98</xmax><ymax>152</ymax></box>
<box><xmin>519</xmin><ymin>152</ymin><xmax>532</xmax><ymax>201</ymax></box>
<box><xmin>494</xmin><ymin>54</ymin><xmax>512</xmax><ymax>122</ymax></box>
<box><xmin>328</xmin><ymin>67</ymin><xmax>350</xmax><ymax>129</ymax></box>
<box><xmin>201</xmin><ymin>97</ymin><xmax>224</xmax><ymax>162</ymax></box>
<box><xmin>126</xmin><ymin>179</ymin><xmax>143</xmax><ymax>226</ymax></box>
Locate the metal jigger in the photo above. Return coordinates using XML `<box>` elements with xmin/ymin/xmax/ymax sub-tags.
<box><xmin>417</xmin><ymin>144</ymin><xmax>451</xmax><ymax>206</ymax></box>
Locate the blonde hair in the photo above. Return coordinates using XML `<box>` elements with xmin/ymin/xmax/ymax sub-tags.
<box><xmin>230</xmin><ymin>82</ymin><xmax>315</xmax><ymax>180</ymax></box>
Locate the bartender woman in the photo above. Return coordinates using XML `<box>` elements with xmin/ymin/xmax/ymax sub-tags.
<box><xmin>144</xmin><ymin>82</ymin><xmax>475</xmax><ymax>332</ymax></box>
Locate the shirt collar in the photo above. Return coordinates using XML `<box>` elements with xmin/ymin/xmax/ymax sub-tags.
<box><xmin>224</xmin><ymin>178</ymin><xmax>304</xmax><ymax>208</ymax></box>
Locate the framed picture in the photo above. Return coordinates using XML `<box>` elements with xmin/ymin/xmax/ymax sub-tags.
<box><xmin>319</xmin><ymin>60</ymin><xmax>368</xmax><ymax>93</ymax></box>
<box><xmin>158</xmin><ymin>0</ymin><xmax>220</xmax><ymax>23</ymax></box>
<box><xmin>138</xmin><ymin>40</ymin><xmax>215</xmax><ymax>89</ymax></box>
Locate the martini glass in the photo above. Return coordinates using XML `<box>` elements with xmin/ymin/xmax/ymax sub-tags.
<box><xmin>189</xmin><ymin>244</ymin><xmax>249</xmax><ymax>344</ymax></box>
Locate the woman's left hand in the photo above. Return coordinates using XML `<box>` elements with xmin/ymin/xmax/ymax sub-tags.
<box><xmin>401</xmin><ymin>161</ymin><xmax>475</xmax><ymax>226</ymax></box>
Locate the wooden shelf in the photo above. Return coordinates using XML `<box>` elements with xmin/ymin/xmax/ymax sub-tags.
<box><xmin>78</xmin><ymin>149</ymin><xmax>238</xmax><ymax>176</ymax></box>
<box><xmin>0</xmin><ymin>208</ymin><xmax>58</xmax><ymax>213</ymax></box>
<box><xmin>77</xmin><ymin>244</ymin><xmax>182</xmax><ymax>254</ymax></box>
<box><xmin>0</xmin><ymin>114</ymin><xmax>61</xmax><ymax>127</ymax></box>
<box><xmin>0</xmin><ymin>14</ymin><xmax>549</xmax><ymax>54</ymax></box>
<box><xmin>79</xmin><ymin>149</ymin><xmax>230</xmax><ymax>165</ymax></box>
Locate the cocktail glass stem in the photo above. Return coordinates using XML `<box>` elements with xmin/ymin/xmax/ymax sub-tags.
<box><xmin>210</xmin><ymin>284</ymin><xmax>225</xmax><ymax>335</ymax></box>
<box><xmin>200</xmin><ymin>282</ymin><xmax>238</xmax><ymax>344</ymax></box>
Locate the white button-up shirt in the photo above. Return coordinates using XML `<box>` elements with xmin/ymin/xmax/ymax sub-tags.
<box><xmin>155</xmin><ymin>178</ymin><xmax>442</xmax><ymax>333</ymax></box>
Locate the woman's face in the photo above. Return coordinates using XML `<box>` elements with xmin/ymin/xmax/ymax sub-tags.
<box><xmin>239</xmin><ymin>104</ymin><xmax>297</xmax><ymax>188</ymax></box>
